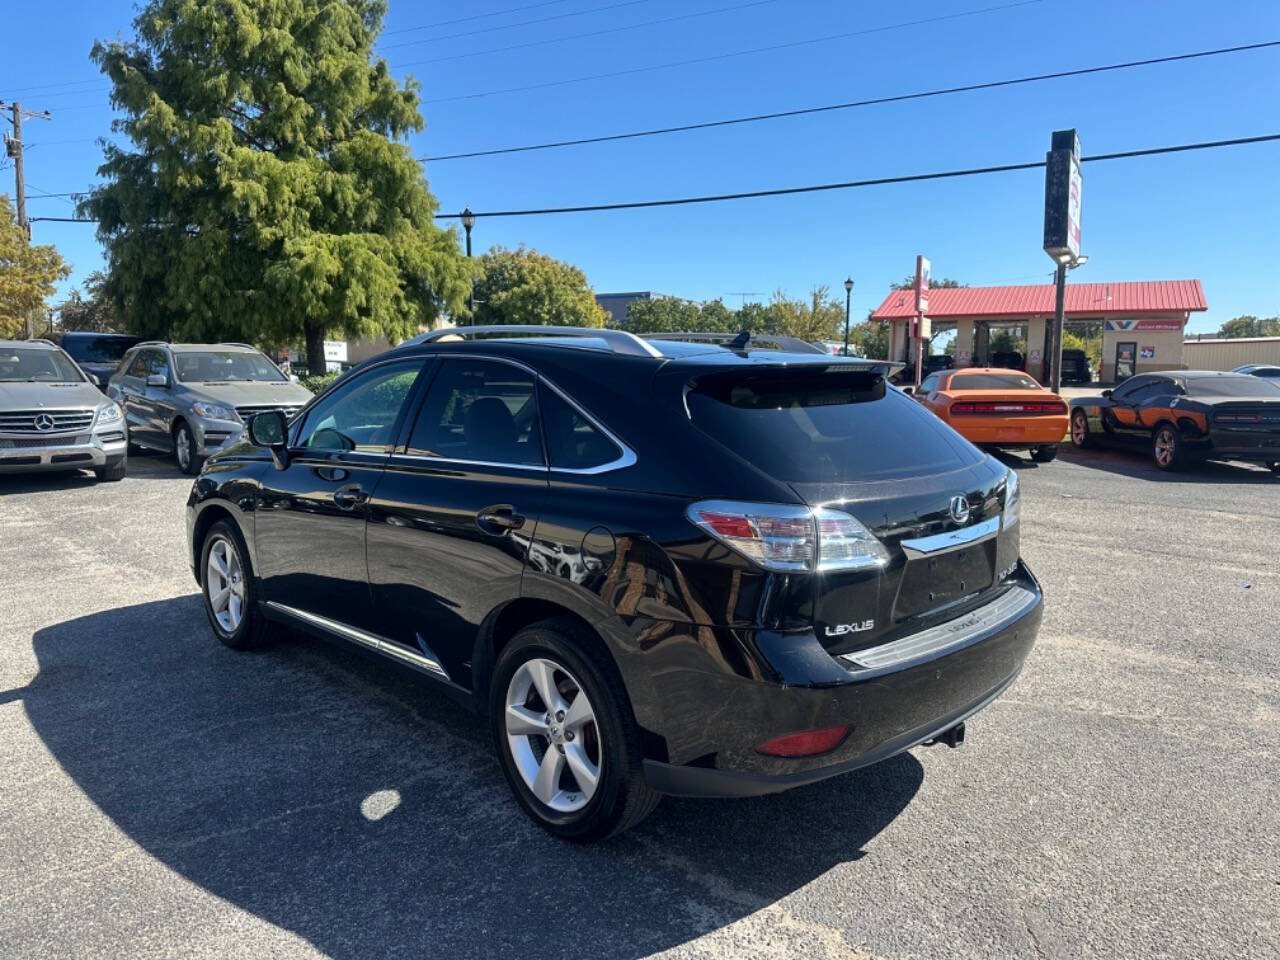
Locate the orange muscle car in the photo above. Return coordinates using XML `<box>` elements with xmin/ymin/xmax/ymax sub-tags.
<box><xmin>909</xmin><ymin>367</ymin><xmax>1069</xmax><ymax>462</ymax></box>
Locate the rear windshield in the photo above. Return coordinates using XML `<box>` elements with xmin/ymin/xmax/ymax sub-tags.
<box><xmin>62</xmin><ymin>335</ymin><xmax>140</xmax><ymax>364</ymax></box>
<box><xmin>686</xmin><ymin>368</ymin><xmax>978</xmax><ymax>482</ymax></box>
<box><xmin>1185</xmin><ymin>376</ymin><xmax>1280</xmax><ymax>398</ymax></box>
<box><xmin>950</xmin><ymin>372</ymin><xmax>1041</xmax><ymax>390</ymax></box>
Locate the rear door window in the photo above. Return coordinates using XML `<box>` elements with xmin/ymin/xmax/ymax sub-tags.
<box><xmin>686</xmin><ymin>367</ymin><xmax>980</xmax><ymax>482</ymax></box>
<box><xmin>407</xmin><ymin>358</ymin><xmax>544</xmax><ymax>467</ymax></box>
<box><xmin>539</xmin><ymin>383</ymin><xmax>622</xmax><ymax>470</ymax></box>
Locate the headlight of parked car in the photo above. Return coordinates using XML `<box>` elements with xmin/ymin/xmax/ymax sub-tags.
<box><xmin>192</xmin><ymin>401</ymin><xmax>233</xmax><ymax>420</ymax></box>
<box><xmin>1002</xmin><ymin>468</ymin><xmax>1020</xmax><ymax>530</ymax></box>
<box><xmin>94</xmin><ymin>402</ymin><xmax>123</xmax><ymax>426</ymax></box>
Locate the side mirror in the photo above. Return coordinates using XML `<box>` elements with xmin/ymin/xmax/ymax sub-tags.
<box><xmin>248</xmin><ymin>410</ymin><xmax>290</xmax><ymax>469</ymax></box>
<box><xmin>1101</xmin><ymin>389</ymin><xmax>1113</xmax><ymax>399</ymax></box>
<box><xmin>87</xmin><ymin>372</ymin><xmax>102</xmax><ymax>387</ymax></box>
<box><xmin>248</xmin><ymin>409</ymin><xmax>288</xmax><ymax>448</ymax></box>
<box><xmin>146</xmin><ymin>373</ymin><xmax>169</xmax><ymax>389</ymax></box>
<box><xmin>900</xmin><ymin>386</ymin><xmax>914</xmax><ymax>395</ymax></box>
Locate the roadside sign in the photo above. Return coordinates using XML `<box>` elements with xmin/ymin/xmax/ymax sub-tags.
<box><xmin>1044</xmin><ymin>129</ymin><xmax>1083</xmax><ymax>261</ymax></box>
<box><xmin>915</xmin><ymin>256</ymin><xmax>931</xmax><ymax>314</ymax></box>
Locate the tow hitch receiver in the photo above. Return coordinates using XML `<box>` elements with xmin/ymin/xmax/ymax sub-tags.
<box><xmin>927</xmin><ymin>722</ymin><xmax>966</xmax><ymax>749</ymax></box>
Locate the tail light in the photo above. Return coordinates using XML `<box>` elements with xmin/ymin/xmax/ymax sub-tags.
<box><xmin>686</xmin><ymin>500</ymin><xmax>889</xmax><ymax>573</ymax></box>
<box><xmin>1002</xmin><ymin>469</ymin><xmax>1020</xmax><ymax>530</ymax></box>
<box><xmin>757</xmin><ymin>725</ymin><xmax>851</xmax><ymax>757</ymax></box>
<box><xmin>950</xmin><ymin>401</ymin><xmax>1068</xmax><ymax>415</ymax></box>
<box><xmin>1215</xmin><ymin>412</ymin><xmax>1262</xmax><ymax>423</ymax></box>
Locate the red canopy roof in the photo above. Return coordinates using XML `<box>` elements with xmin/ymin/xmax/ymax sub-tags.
<box><xmin>870</xmin><ymin>280</ymin><xmax>1206</xmax><ymax>320</ymax></box>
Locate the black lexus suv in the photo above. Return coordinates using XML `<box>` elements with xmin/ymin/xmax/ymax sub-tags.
<box><xmin>186</xmin><ymin>326</ymin><xmax>1043</xmax><ymax>841</ymax></box>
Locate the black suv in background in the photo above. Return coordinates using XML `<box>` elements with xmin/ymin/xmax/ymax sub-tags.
<box><xmin>187</xmin><ymin>326</ymin><xmax>1043</xmax><ymax>841</ymax></box>
<box><xmin>58</xmin><ymin>332</ymin><xmax>143</xmax><ymax>388</ymax></box>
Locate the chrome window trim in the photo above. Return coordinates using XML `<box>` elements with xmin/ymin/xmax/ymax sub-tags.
<box><xmin>839</xmin><ymin>584</ymin><xmax>1038</xmax><ymax>676</ymax></box>
<box><xmin>265</xmin><ymin>601</ymin><xmax>450</xmax><ymax>680</ymax></box>
<box><xmin>403</xmin><ymin>351</ymin><xmax>638</xmax><ymax>476</ymax></box>
<box><xmin>899</xmin><ymin>514</ymin><xmax>1001</xmax><ymax>559</ymax></box>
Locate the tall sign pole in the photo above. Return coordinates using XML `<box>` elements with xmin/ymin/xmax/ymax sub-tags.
<box><xmin>1043</xmin><ymin>128</ymin><xmax>1083</xmax><ymax>393</ymax></box>
<box><xmin>913</xmin><ymin>255</ymin><xmax>931</xmax><ymax>387</ymax></box>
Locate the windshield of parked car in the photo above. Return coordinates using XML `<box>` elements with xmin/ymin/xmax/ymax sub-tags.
<box><xmin>61</xmin><ymin>335</ymin><xmax>141</xmax><ymax>364</ymax></box>
<box><xmin>687</xmin><ymin>367</ymin><xmax>978</xmax><ymax>482</ymax></box>
<box><xmin>949</xmin><ymin>372</ymin><xmax>1042</xmax><ymax>390</ymax></box>
<box><xmin>173</xmin><ymin>351</ymin><xmax>286</xmax><ymax>383</ymax></box>
<box><xmin>1184</xmin><ymin>375</ymin><xmax>1280</xmax><ymax>398</ymax></box>
<box><xmin>0</xmin><ymin>348</ymin><xmax>85</xmax><ymax>382</ymax></box>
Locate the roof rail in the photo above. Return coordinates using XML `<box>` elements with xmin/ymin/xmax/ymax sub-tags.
<box><xmin>136</xmin><ymin>340</ymin><xmax>168</xmax><ymax>347</ymax></box>
<box><xmin>217</xmin><ymin>342</ymin><xmax>257</xmax><ymax>349</ymax></box>
<box><xmin>25</xmin><ymin>338</ymin><xmax>58</xmax><ymax>346</ymax></box>
<box><xmin>639</xmin><ymin>330</ymin><xmax>827</xmax><ymax>355</ymax></box>
<box><xmin>406</xmin><ymin>325</ymin><xmax>663</xmax><ymax>359</ymax></box>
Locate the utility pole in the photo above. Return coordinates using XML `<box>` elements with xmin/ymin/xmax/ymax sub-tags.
<box><xmin>2</xmin><ymin>99</ymin><xmax>53</xmax><ymax>336</ymax></box>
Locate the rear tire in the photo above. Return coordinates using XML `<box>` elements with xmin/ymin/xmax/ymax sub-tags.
<box><xmin>200</xmin><ymin>520</ymin><xmax>269</xmax><ymax>649</ymax></box>
<box><xmin>490</xmin><ymin>619</ymin><xmax>660</xmax><ymax>842</ymax></box>
<box><xmin>174</xmin><ymin>421</ymin><xmax>202</xmax><ymax>476</ymax></box>
<box><xmin>1030</xmin><ymin>444</ymin><xmax>1058</xmax><ymax>463</ymax></box>
<box><xmin>1070</xmin><ymin>409</ymin><xmax>1093</xmax><ymax>449</ymax></box>
<box><xmin>1269</xmin><ymin>461</ymin><xmax>1280</xmax><ymax>476</ymax></box>
<box><xmin>94</xmin><ymin>459</ymin><xmax>126</xmax><ymax>482</ymax></box>
<box><xmin>1152</xmin><ymin>423</ymin><xmax>1185</xmax><ymax>472</ymax></box>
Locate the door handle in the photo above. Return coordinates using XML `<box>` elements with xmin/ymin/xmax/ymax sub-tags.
<box><xmin>477</xmin><ymin>504</ymin><xmax>526</xmax><ymax>534</ymax></box>
<box><xmin>333</xmin><ymin>484</ymin><xmax>368</xmax><ymax>511</ymax></box>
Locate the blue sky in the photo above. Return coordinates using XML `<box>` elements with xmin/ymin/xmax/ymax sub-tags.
<box><xmin>5</xmin><ymin>0</ymin><xmax>1279</xmax><ymax>334</ymax></box>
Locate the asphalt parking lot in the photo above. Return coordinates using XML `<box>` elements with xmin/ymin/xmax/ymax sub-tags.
<box><xmin>1</xmin><ymin>448</ymin><xmax>1277</xmax><ymax>960</ymax></box>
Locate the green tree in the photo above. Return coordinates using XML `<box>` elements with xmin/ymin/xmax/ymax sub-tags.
<box><xmin>471</xmin><ymin>246</ymin><xmax>606</xmax><ymax>327</ymax></box>
<box><xmin>1217</xmin><ymin>315</ymin><xmax>1280</xmax><ymax>338</ymax></box>
<box><xmin>892</xmin><ymin>276</ymin><xmax>965</xmax><ymax>291</ymax></box>
<box><xmin>57</xmin><ymin>270</ymin><xmax>123</xmax><ymax>332</ymax></box>
<box><xmin>81</xmin><ymin>0</ymin><xmax>472</xmax><ymax>373</ymax></box>
<box><xmin>0</xmin><ymin>195</ymin><xmax>70</xmax><ymax>338</ymax></box>
<box><xmin>849</xmin><ymin>316</ymin><xmax>889</xmax><ymax>359</ymax></box>
<box><xmin>765</xmin><ymin>286</ymin><xmax>845</xmax><ymax>342</ymax></box>
<box><xmin>620</xmin><ymin>296</ymin><xmax>703</xmax><ymax>333</ymax></box>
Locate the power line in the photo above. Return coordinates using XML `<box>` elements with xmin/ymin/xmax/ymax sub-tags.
<box><xmin>33</xmin><ymin>132</ymin><xmax>1280</xmax><ymax>227</ymax></box>
<box><xmin>392</xmin><ymin>0</ymin><xmax>782</xmax><ymax>64</ymax></box>
<box><xmin>382</xmin><ymin>0</ymin><xmax>576</xmax><ymax>36</ymax></box>
<box><xmin>380</xmin><ymin>0</ymin><xmax>659</xmax><ymax>50</ymax></box>
<box><xmin>420</xmin><ymin>0</ymin><xmax>1043</xmax><ymax>104</ymax></box>
<box><xmin>422</xmin><ymin>40</ymin><xmax>1280</xmax><ymax>161</ymax></box>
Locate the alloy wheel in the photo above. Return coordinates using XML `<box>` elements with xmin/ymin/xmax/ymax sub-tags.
<box><xmin>1154</xmin><ymin>428</ymin><xmax>1175</xmax><ymax>468</ymax></box>
<box><xmin>504</xmin><ymin>657</ymin><xmax>601</xmax><ymax>813</ymax></box>
<box><xmin>176</xmin><ymin>427</ymin><xmax>192</xmax><ymax>471</ymax></box>
<box><xmin>1071</xmin><ymin>412</ymin><xmax>1087</xmax><ymax>445</ymax></box>
<box><xmin>206</xmin><ymin>536</ymin><xmax>246</xmax><ymax>633</ymax></box>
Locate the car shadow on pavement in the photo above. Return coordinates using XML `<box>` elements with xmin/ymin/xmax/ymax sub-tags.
<box><xmin>22</xmin><ymin>596</ymin><xmax>923</xmax><ymax>959</ymax></box>
<box><xmin>1056</xmin><ymin>445</ymin><xmax>1279</xmax><ymax>483</ymax></box>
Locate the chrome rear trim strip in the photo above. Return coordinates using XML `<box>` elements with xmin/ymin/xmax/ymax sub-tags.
<box><xmin>839</xmin><ymin>584</ymin><xmax>1038</xmax><ymax>674</ymax></box>
<box><xmin>265</xmin><ymin>601</ymin><xmax>450</xmax><ymax>680</ymax></box>
<box><xmin>899</xmin><ymin>514</ymin><xmax>1001</xmax><ymax>559</ymax></box>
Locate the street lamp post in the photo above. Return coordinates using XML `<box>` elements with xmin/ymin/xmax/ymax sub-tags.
<box><xmin>843</xmin><ymin>277</ymin><xmax>854</xmax><ymax>356</ymax></box>
<box><xmin>1048</xmin><ymin>253</ymin><xmax>1088</xmax><ymax>393</ymax></box>
<box><xmin>461</xmin><ymin>207</ymin><xmax>476</xmax><ymax>312</ymax></box>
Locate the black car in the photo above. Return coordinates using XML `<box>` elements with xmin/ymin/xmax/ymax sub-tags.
<box><xmin>58</xmin><ymin>332</ymin><xmax>143</xmax><ymax>389</ymax></box>
<box><xmin>1069</xmin><ymin>370</ymin><xmax>1280</xmax><ymax>472</ymax></box>
<box><xmin>1060</xmin><ymin>349</ymin><xmax>1092</xmax><ymax>385</ymax></box>
<box><xmin>186</xmin><ymin>325</ymin><xmax>1043</xmax><ymax>841</ymax></box>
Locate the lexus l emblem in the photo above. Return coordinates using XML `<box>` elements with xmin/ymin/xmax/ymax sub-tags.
<box><xmin>34</xmin><ymin>414</ymin><xmax>55</xmax><ymax>432</ymax></box>
<box><xmin>949</xmin><ymin>495</ymin><xmax>971</xmax><ymax>525</ymax></box>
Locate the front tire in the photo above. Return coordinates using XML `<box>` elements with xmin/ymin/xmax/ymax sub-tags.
<box><xmin>94</xmin><ymin>459</ymin><xmax>127</xmax><ymax>482</ymax></box>
<box><xmin>200</xmin><ymin>520</ymin><xmax>269</xmax><ymax>649</ymax></box>
<box><xmin>490</xmin><ymin>619</ymin><xmax>660</xmax><ymax>842</ymax></box>
<box><xmin>174</xmin><ymin>421</ymin><xmax>202</xmax><ymax>476</ymax></box>
<box><xmin>1030</xmin><ymin>444</ymin><xmax>1058</xmax><ymax>463</ymax></box>
<box><xmin>1070</xmin><ymin>409</ymin><xmax>1094</xmax><ymax>448</ymax></box>
<box><xmin>1152</xmin><ymin>423</ymin><xmax>1185</xmax><ymax>472</ymax></box>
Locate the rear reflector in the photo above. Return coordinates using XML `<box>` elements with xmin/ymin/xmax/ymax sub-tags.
<box><xmin>757</xmin><ymin>725</ymin><xmax>852</xmax><ymax>758</ymax></box>
<box><xmin>950</xmin><ymin>401</ymin><xmax>1068</xmax><ymax>415</ymax></box>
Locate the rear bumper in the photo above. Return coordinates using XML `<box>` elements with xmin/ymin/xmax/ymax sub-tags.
<box><xmin>1196</xmin><ymin>429</ymin><xmax>1280</xmax><ymax>462</ymax></box>
<box><xmin>946</xmin><ymin>417</ymin><xmax>1068</xmax><ymax>448</ymax></box>
<box><xmin>641</xmin><ymin>566</ymin><xmax>1042</xmax><ymax>798</ymax></box>
<box><xmin>0</xmin><ymin>434</ymin><xmax>126</xmax><ymax>473</ymax></box>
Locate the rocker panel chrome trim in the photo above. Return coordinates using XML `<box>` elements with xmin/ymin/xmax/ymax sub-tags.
<box><xmin>265</xmin><ymin>601</ymin><xmax>450</xmax><ymax>680</ymax></box>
